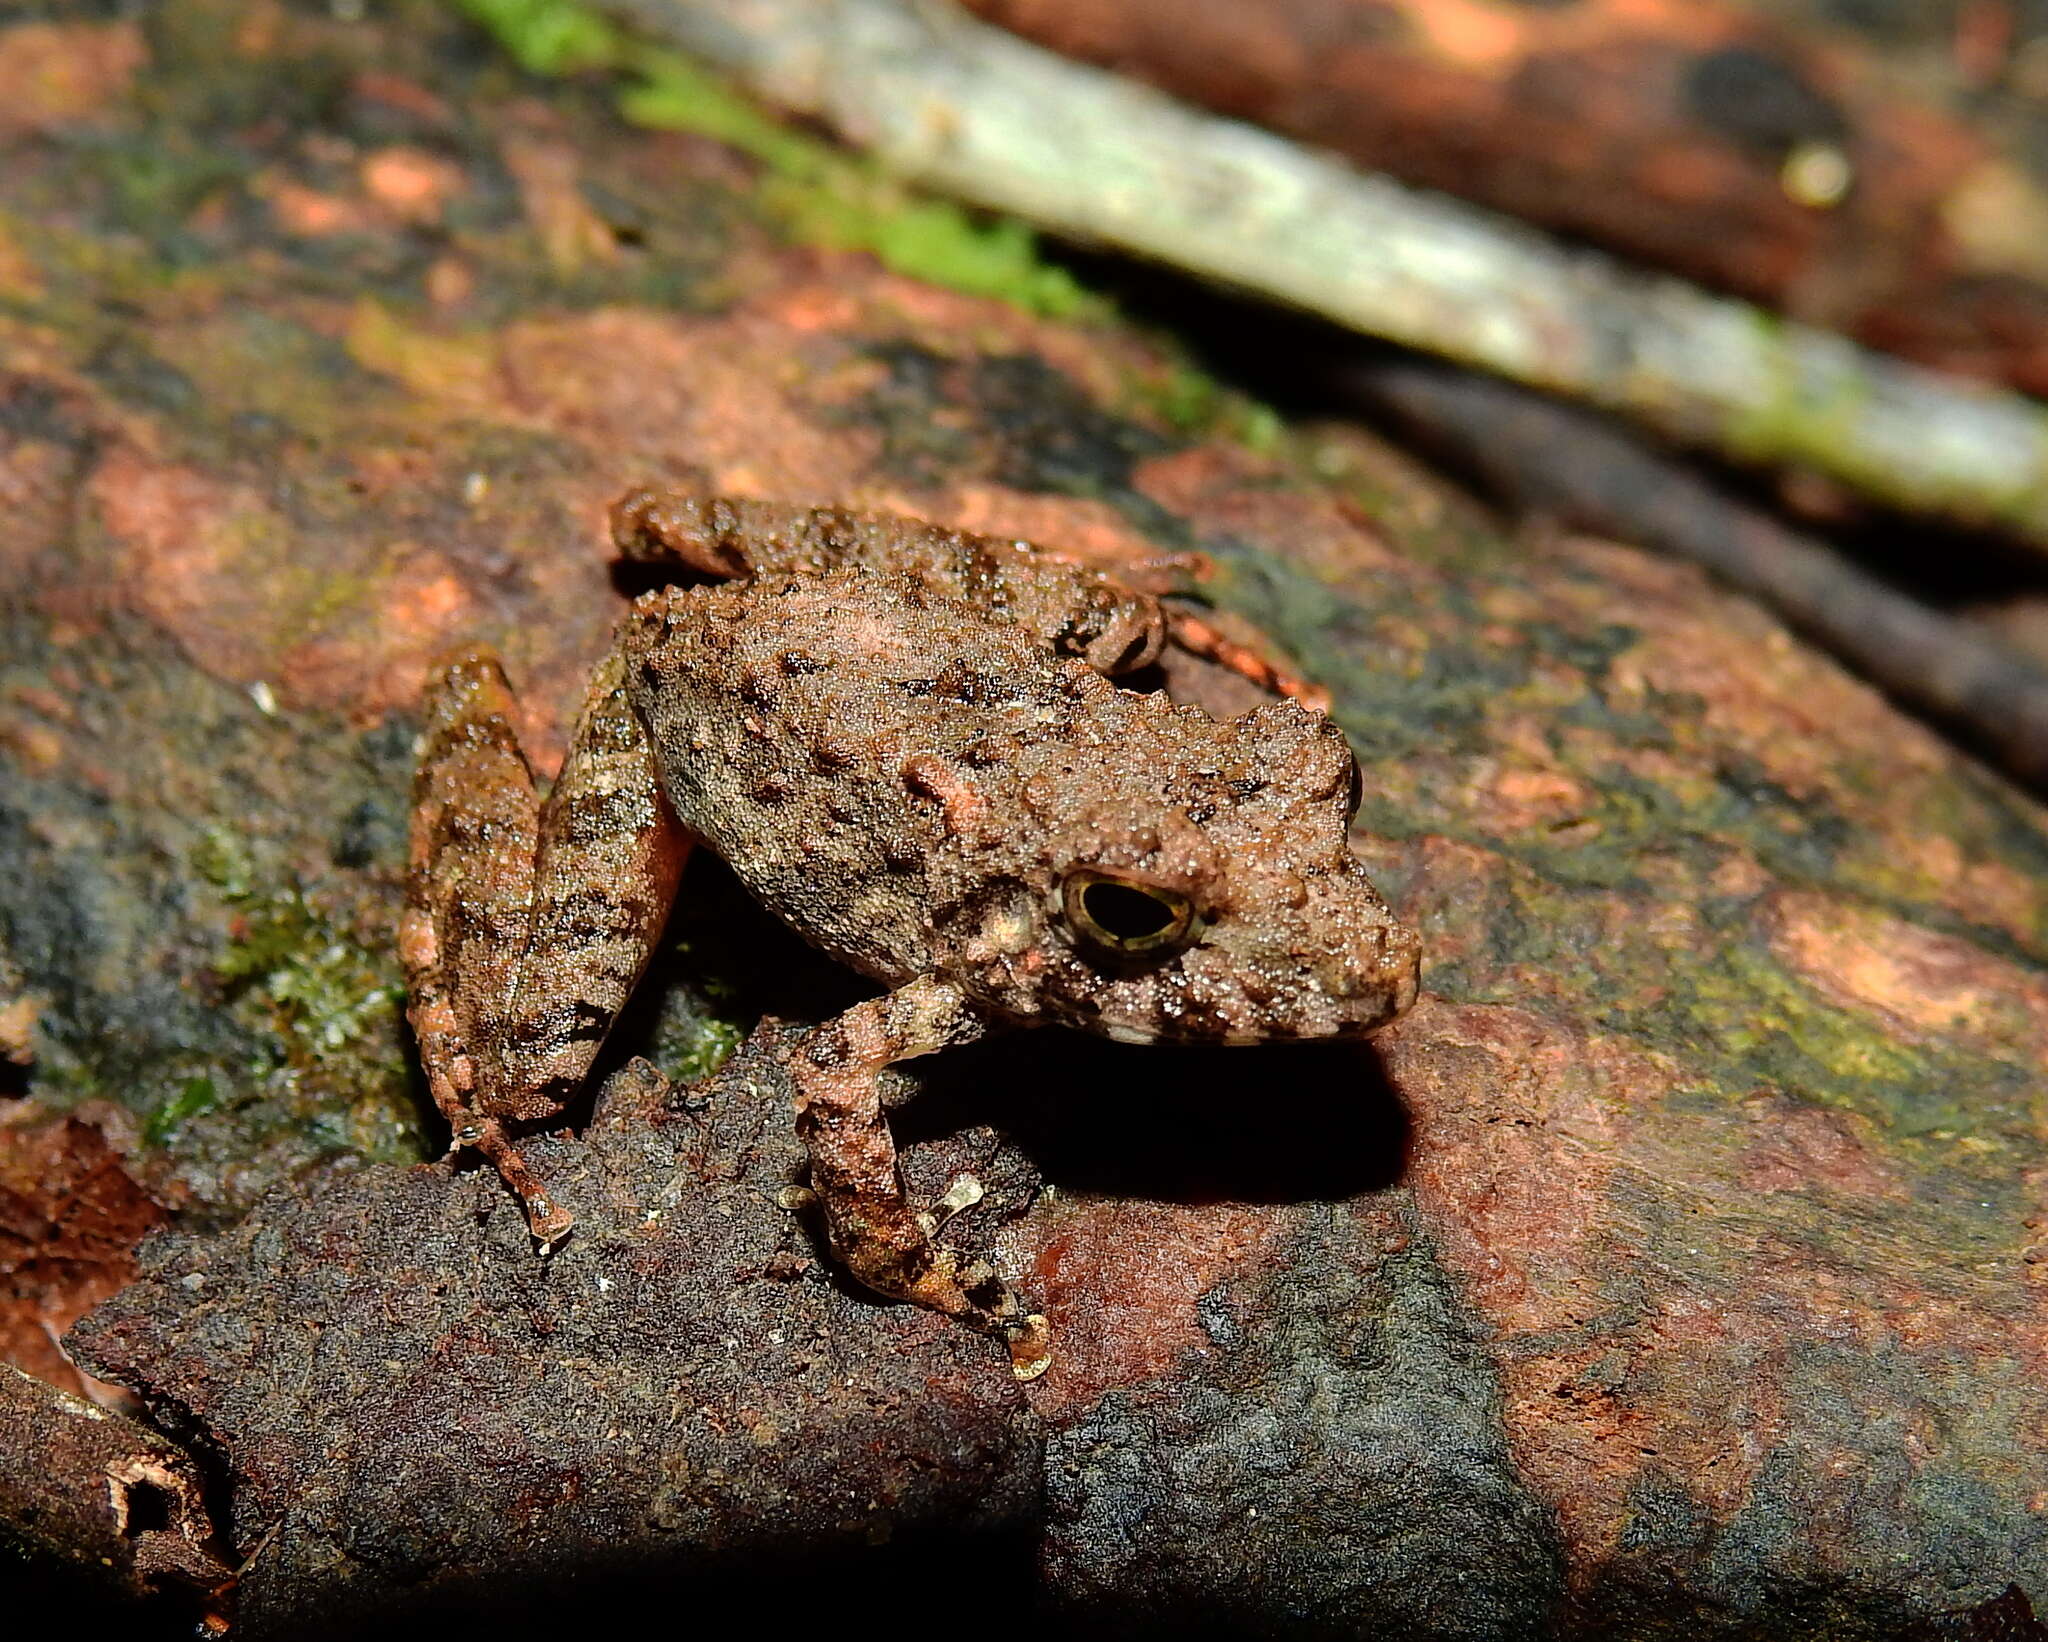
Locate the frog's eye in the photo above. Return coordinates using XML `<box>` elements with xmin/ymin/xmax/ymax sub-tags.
<box><xmin>1061</xmin><ymin>869</ymin><xmax>1199</xmax><ymax>958</ymax></box>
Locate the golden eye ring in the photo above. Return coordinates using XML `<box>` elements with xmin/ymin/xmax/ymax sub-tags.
<box><xmin>1060</xmin><ymin>869</ymin><xmax>1200</xmax><ymax>958</ymax></box>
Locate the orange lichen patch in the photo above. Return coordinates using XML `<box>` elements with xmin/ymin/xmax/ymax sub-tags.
<box><xmin>88</xmin><ymin>447</ymin><xmax>301</xmax><ymax>687</ymax></box>
<box><xmin>495</xmin><ymin>307</ymin><xmax>873</xmax><ymax>499</ymax></box>
<box><xmin>1891</xmin><ymin>830</ymin><xmax>2045</xmax><ymax>949</ymax></box>
<box><xmin>386</xmin><ymin>557</ymin><xmax>471</xmax><ymax>640</ymax></box>
<box><xmin>846</xmin><ymin>266</ymin><xmax>1146</xmax><ymax>408</ymax></box>
<box><xmin>0</xmin><ymin>20</ymin><xmax>145</xmax><ymax>138</ymax></box>
<box><xmin>277</xmin><ymin>548</ymin><xmax>483</xmax><ymax>722</ymax></box>
<box><xmin>261</xmin><ymin>177</ymin><xmax>378</xmax><ymax>239</ymax></box>
<box><xmin>935</xmin><ymin>485</ymin><xmax>1155</xmax><ymax>572</ymax></box>
<box><xmin>1768</xmin><ymin>889</ymin><xmax>2048</xmax><ymax>1055</ymax></box>
<box><xmin>761</xmin><ymin>283</ymin><xmax>863</xmax><ymax>335</ymax></box>
<box><xmin>1008</xmin><ymin>1195</ymin><xmax>1288</xmax><ymax>1419</ymax></box>
<box><xmin>1481</xmin><ymin>764</ymin><xmax>1596</xmax><ymax>835</ymax></box>
<box><xmin>1403</xmin><ymin>0</ymin><xmax>1529</xmax><ymax>74</ymax></box>
<box><xmin>359</xmin><ymin>146</ymin><xmax>467</xmax><ymax>226</ymax></box>
<box><xmin>0</xmin><ymin>1110</ymin><xmax>166</xmax><ymax>1401</ymax></box>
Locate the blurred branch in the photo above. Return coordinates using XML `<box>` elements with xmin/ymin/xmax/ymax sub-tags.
<box><xmin>595</xmin><ymin>0</ymin><xmax>2048</xmax><ymax>550</ymax></box>
<box><xmin>958</xmin><ymin>0</ymin><xmax>2048</xmax><ymax>400</ymax></box>
<box><xmin>1343</xmin><ymin>356</ymin><xmax>2048</xmax><ymax>792</ymax></box>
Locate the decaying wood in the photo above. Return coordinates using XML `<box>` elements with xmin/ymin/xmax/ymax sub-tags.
<box><xmin>598</xmin><ymin>0</ymin><xmax>2048</xmax><ymax>550</ymax></box>
<box><xmin>0</xmin><ymin>1361</ymin><xmax>227</xmax><ymax>1610</ymax></box>
<box><xmin>1344</xmin><ymin>356</ymin><xmax>2048</xmax><ymax>792</ymax></box>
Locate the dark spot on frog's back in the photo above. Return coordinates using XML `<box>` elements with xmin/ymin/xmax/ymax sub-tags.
<box><xmin>931</xmin><ymin>657</ymin><xmax>1018</xmax><ymax>706</ymax></box>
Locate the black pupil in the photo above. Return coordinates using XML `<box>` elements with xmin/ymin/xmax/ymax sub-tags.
<box><xmin>1082</xmin><ymin>881</ymin><xmax>1178</xmax><ymax>944</ymax></box>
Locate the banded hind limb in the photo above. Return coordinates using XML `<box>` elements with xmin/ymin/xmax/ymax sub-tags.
<box><xmin>402</xmin><ymin>647</ymin><xmax>688</xmax><ymax>1246</ymax></box>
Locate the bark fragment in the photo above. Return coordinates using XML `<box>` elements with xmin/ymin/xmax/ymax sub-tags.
<box><xmin>959</xmin><ymin>0</ymin><xmax>2048</xmax><ymax>396</ymax></box>
<box><xmin>0</xmin><ymin>1360</ymin><xmax>226</xmax><ymax>1610</ymax></box>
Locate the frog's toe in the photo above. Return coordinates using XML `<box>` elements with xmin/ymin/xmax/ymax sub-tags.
<box><xmin>1007</xmin><ymin>1313</ymin><xmax>1053</xmax><ymax>1381</ymax></box>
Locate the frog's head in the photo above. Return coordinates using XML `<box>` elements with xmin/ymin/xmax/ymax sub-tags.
<box><xmin>1025</xmin><ymin>699</ymin><xmax>1420</xmax><ymax>1046</ymax></box>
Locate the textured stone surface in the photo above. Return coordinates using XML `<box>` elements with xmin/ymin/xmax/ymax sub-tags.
<box><xmin>69</xmin><ymin>1038</ymin><xmax>1041</xmax><ymax>1637</ymax></box>
<box><xmin>0</xmin><ymin>0</ymin><xmax>2045</xmax><ymax>1635</ymax></box>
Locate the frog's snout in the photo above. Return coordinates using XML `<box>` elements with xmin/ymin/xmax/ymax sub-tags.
<box><xmin>1314</xmin><ymin>919</ymin><xmax>1422</xmax><ymax>1029</ymax></box>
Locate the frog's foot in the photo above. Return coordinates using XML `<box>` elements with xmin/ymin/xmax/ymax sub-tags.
<box><xmin>455</xmin><ymin>1117</ymin><xmax>575</xmax><ymax>1247</ymax></box>
<box><xmin>790</xmin><ymin>978</ymin><xmax>1050</xmax><ymax>1378</ymax></box>
<box><xmin>1166</xmin><ymin>607</ymin><xmax>1332</xmax><ymax>713</ymax></box>
<box><xmin>608</xmin><ymin>482</ymin><xmax>751</xmax><ymax>578</ymax></box>
<box><xmin>832</xmin><ymin>1221</ymin><xmax>1052</xmax><ymax>1381</ymax></box>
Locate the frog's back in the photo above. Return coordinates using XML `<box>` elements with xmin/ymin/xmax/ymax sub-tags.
<box><xmin>619</xmin><ymin>568</ymin><xmax>1068</xmax><ymax>984</ymax></box>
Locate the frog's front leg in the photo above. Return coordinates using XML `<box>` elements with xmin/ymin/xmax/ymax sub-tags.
<box><xmin>790</xmin><ymin>976</ymin><xmax>1052</xmax><ymax>1379</ymax></box>
<box><xmin>402</xmin><ymin>646</ymin><xmax>689</xmax><ymax>1245</ymax></box>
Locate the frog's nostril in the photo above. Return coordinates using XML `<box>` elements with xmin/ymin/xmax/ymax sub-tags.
<box><xmin>1315</xmin><ymin>924</ymin><xmax>1419</xmax><ymax>1007</ymax></box>
<box><xmin>1315</xmin><ymin>952</ymin><xmax>1365</xmax><ymax>999</ymax></box>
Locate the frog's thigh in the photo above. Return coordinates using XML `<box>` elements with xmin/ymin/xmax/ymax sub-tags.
<box><xmin>404</xmin><ymin>647</ymin><xmax>688</xmax><ymax>1246</ymax></box>
<box><xmin>404</xmin><ymin>650</ymin><xmax>543</xmax><ymax>1140</ymax></box>
<box><xmin>488</xmin><ymin>646</ymin><xmax>692</xmax><ymax>1118</ymax></box>
<box><xmin>790</xmin><ymin>979</ymin><xmax>1050</xmax><ymax>1371</ymax></box>
<box><xmin>405</xmin><ymin>650</ymin><xmax>575</xmax><ymax>1239</ymax></box>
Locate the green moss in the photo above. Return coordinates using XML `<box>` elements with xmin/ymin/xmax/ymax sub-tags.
<box><xmin>143</xmin><ymin>1076</ymin><xmax>222</xmax><ymax>1147</ymax></box>
<box><xmin>458</xmin><ymin>0</ymin><xmax>620</xmax><ymax>74</ymax></box>
<box><xmin>193</xmin><ymin>828</ymin><xmax>406</xmax><ymax>1093</ymax></box>
<box><xmin>1135</xmin><ymin>363</ymin><xmax>1226</xmax><ymax>435</ymax></box>
<box><xmin>456</xmin><ymin>0</ymin><xmax>1093</xmax><ymax>317</ymax></box>
<box><xmin>664</xmin><ymin>1011</ymin><xmax>744</xmax><ymax>1084</ymax></box>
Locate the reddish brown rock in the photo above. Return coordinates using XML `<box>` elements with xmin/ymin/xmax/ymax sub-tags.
<box><xmin>0</xmin><ymin>1114</ymin><xmax>165</xmax><ymax>1402</ymax></box>
<box><xmin>0</xmin><ymin>1</ymin><xmax>2045</xmax><ymax>1636</ymax></box>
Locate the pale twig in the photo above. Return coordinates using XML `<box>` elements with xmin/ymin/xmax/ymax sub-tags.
<box><xmin>596</xmin><ymin>0</ymin><xmax>2048</xmax><ymax>550</ymax></box>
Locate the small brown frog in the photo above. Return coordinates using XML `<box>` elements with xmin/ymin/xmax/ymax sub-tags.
<box><xmin>402</xmin><ymin>487</ymin><xmax>1420</xmax><ymax>1376</ymax></box>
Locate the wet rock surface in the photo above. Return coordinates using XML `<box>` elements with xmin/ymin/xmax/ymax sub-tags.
<box><xmin>1</xmin><ymin>0</ymin><xmax>2046</xmax><ymax>1635</ymax></box>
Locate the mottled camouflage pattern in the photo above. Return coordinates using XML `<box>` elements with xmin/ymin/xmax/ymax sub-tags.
<box><xmin>408</xmin><ymin>491</ymin><xmax>1416</xmax><ymax>1360</ymax></box>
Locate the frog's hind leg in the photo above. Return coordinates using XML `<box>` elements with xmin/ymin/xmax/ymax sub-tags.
<box><xmin>403</xmin><ymin>647</ymin><xmax>689</xmax><ymax>1246</ymax></box>
<box><xmin>789</xmin><ymin>977</ymin><xmax>1052</xmax><ymax>1380</ymax></box>
<box><xmin>1165</xmin><ymin>607</ymin><xmax>1333</xmax><ymax>713</ymax></box>
<box><xmin>497</xmin><ymin>646</ymin><xmax>690</xmax><ymax>1117</ymax></box>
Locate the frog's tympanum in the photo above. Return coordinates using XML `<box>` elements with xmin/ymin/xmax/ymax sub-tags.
<box><xmin>402</xmin><ymin>487</ymin><xmax>1420</xmax><ymax>1377</ymax></box>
